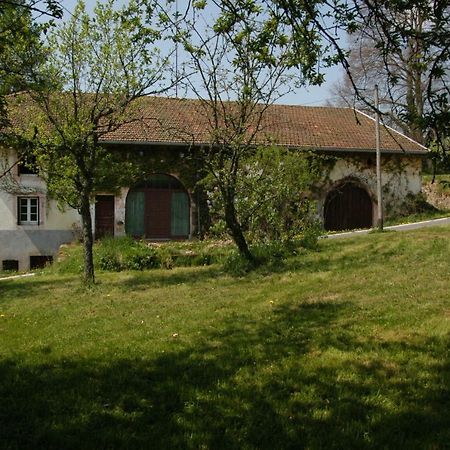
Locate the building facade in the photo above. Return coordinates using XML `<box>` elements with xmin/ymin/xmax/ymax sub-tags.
<box><xmin>0</xmin><ymin>99</ymin><xmax>428</xmax><ymax>271</ymax></box>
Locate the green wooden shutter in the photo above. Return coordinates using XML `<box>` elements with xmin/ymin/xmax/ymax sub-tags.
<box><xmin>171</xmin><ymin>192</ymin><xmax>189</xmax><ymax>237</ymax></box>
<box><xmin>125</xmin><ymin>191</ymin><xmax>145</xmax><ymax>237</ymax></box>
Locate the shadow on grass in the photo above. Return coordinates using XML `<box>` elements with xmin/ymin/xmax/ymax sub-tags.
<box><xmin>0</xmin><ymin>275</ymin><xmax>78</xmax><ymax>304</ymax></box>
<box><xmin>114</xmin><ymin>265</ymin><xmax>224</xmax><ymax>291</ymax></box>
<box><xmin>1</xmin><ymin>300</ymin><xmax>449</xmax><ymax>450</ymax></box>
<box><xmin>271</xmin><ymin>232</ymin><xmax>450</xmax><ymax>276</ymax></box>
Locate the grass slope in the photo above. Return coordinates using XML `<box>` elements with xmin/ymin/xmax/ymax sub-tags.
<box><xmin>1</xmin><ymin>227</ymin><xmax>449</xmax><ymax>449</ymax></box>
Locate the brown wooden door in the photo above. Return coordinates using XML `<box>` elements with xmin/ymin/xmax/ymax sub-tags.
<box><xmin>126</xmin><ymin>175</ymin><xmax>190</xmax><ymax>240</ymax></box>
<box><xmin>145</xmin><ymin>190</ymin><xmax>171</xmax><ymax>238</ymax></box>
<box><xmin>324</xmin><ymin>184</ymin><xmax>373</xmax><ymax>231</ymax></box>
<box><xmin>95</xmin><ymin>195</ymin><xmax>115</xmax><ymax>239</ymax></box>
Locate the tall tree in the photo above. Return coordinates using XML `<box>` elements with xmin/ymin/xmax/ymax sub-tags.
<box><xmin>11</xmin><ymin>0</ymin><xmax>170</xmax><ymax>284</ymax></box>
<box><xmin>167</xmin><ymin>0</ymin><xmax>336</xmax><ymax>261</ymax></box>
<box><xmin>0</xmin><ymin>0</ymin><xmax>63</xmax><ymax>106</ymax></box>
<box><xmin>0</xmin><ymin>0</ymin><xmax>62</xmax><ymax>178</ymax></box>
<box><xmin>329</xmin><ymin>6</ymin><xmax>448</xmax><ymax>146</ymax></box>
<box><xmin>353</xmin><ymin>0</ymin><xmax>450</xmax><ymax>143</ymax></box>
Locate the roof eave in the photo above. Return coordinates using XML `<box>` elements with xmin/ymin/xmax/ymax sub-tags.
<box><xmin>101</xmin><ymin>139</ymin><xmax>428</xmax><ymax>155</ymax></box>
<box><xmin>293</xmin><ymin>145</ymin><xmax>429</xmax><ymax>155</ymax></box>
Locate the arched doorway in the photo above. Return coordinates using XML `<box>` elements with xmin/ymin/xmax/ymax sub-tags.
<box><xmin>324</xmin><ymin>182</ymin><xmax>373</xmax><ymax>231</ymax></box>
<box><xmin>125</xmin><ymin>174</ymin><xmax>190</xmax><ymax>239</ymax></box>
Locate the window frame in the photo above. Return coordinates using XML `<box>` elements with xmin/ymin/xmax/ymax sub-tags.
<box><xmin>17</xmin><ymin>197</ymin><xmax>40</xmax><ymax>225</ymax></box>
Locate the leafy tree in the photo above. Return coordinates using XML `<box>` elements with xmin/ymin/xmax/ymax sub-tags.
<box><xmin>0</xmin><ymin>1</ymin><xmax>62</xmax><ymax>17</ymax></box>
<box><xmin>206</xmin><ymin>146</ymin><xmax>323</xmax><ymax>245</ymax></box>
<box><xmin>169</xmin><ymin>0</ymin><xmax>336</xmax><ymax>262</ymax></box>
<box><xmin>329</xmin><ymin>4</ymin><xmax>449</xmax><ymax>148</ymax></box>
<box><xmin>352</xmin><ymin>1</ymin><xmax>450</xmax><ymax>143</ymax></box>
<box><xmin>0</xmin><ymin>0</ymin><xmax>63</xmax><ymax>108</ymax></box>
<box><xmin>1</xmin><ymin>1</ymin><xmax>42</xmax><ymax>124</ymax></box>
<box><xmin>0</xmin><ymin>0</ymin><xmax>62</xmax><ymax>177</ymax></box>
<box><xmin>11</xmin><ymin>0</ymin><xmax>170</xmax><ymax>284</ymax></box>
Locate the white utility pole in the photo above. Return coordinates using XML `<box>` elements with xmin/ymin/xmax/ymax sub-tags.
<box><xmin>375</xmin><ymin>84</ymin><xmax>383</xmax><ymax>231</ymax></box>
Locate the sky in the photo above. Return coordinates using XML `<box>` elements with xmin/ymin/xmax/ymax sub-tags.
<box><xmin>58</xmin><ymin>0</ymin><xmax>345</xmax><ymax>106</ymax></box>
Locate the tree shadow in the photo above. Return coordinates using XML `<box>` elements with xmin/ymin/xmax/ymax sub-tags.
<box><xmin>0</xmin><ymin>276</ymin><xmax>76</xmax><ymax>304</ymax></box>
<box><xmin>261</xmin><ymin>233</ymin><xmax>437</xmax><ymax>277</ymax></box>
<box><xmin>1</xmin><ymin>299</ymin><xmax>448</xmax><ymax>449</ymax></box>
<box><xmin>114</xmin><ymin>265</ymin><xmax>224</xmax><ymax>291</ymax></box>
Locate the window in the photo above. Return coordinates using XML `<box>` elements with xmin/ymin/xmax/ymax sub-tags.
<box><xmin>2</xmin><ymin>260</ymin><xmax>19</xmax><ymax>271</ymax></box>
<box><xmin>18</xmin><ymin>197</ymin><xmax>39</xmax><ymax>225</ymax></box>
<box><xmin>18</xmin><ymin>154</ymin><xmax>38</xmax><ymax>175</ymax></box>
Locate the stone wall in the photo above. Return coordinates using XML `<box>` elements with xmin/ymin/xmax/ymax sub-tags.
<box><xmin>0</xmin><ymin>146</ymin><xmax>424</xmax><ymax>270</ymax></box>
<box><xmin>315</xmin><ymin>153</ymin><xmax>423</xmax><ymax>223</ymax></box>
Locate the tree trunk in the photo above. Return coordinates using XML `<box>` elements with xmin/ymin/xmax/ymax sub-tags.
<box><xmin>80</xmin><ymin>192</ymin><xmax>95</xmax><ymax>284</ymax></box>
<box><xmin>223</xmin><ymin>195</ymin><xmax>253</xmax><ymax>262</ymax></box>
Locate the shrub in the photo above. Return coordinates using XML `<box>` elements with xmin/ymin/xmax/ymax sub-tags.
<box><xmin>54</xmin><ymin>235</ymin><xmax>321</xmax><ymax>276</ymax></box>
<box><xmin>95</xmin><ymin>236</ymin><xmax>160</xmax><ymax>272</ymax></box>
<box><xmin>298</xmin><ymin>221</ymin><xmax>322</xmax><ymax>250</ymax></box>
<box><xmin>222</xmin><ymin>250</ymin><xmax>256</xmax><ymax>276</ymax></box>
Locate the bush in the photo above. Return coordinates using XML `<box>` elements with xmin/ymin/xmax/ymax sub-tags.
<box><xmin>222</xmin><ymin>233</ymin><xmax>322</xmax><ymax>276</ymax></box>
<box><xmin>222</xmin><ymin>250</ymin><xmax>256</xmax><ymax>276</ymax></box>
<box><xmin>92</xmin><ymin>237</ymin><xmax>233</xmax><ymax>272</ymax></box>
<box><xmin>96</xmin><ymin>237</ymin><xmax>160</xmax><ymax>271</ymax></box>
<box><xmin>298</xmin><ymin>221</ymin><xmax>322</xmax><ymax>250</ymax></box>
<box><xmin>223</xmin><ymin>241</ymin><xmax>295</xmax><ymax>275</ymax></box>
<box><xmin>54</xmin><ymin>236</ymin><xmax>320</xmax><ymax>276</ymax></box>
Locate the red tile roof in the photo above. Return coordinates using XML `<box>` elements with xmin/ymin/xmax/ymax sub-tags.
<box><xmin>6</xmin><ymin>94</ymin><xmax>427</xmax><ymax>154</ymax></box>
<box><xmin>102</xmin><ymin>96</ymin><xmax>428</xmax><ymax>154</ymax></box>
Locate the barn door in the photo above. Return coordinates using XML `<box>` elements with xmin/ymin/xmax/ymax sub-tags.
<box><xmin>126</xmin><ymin>175</ymin><xmax>190</xmax><ymax>240</ymax></box>
<box><xmin>324</xmin><ymin>183</ymin><xmax>373</xmax><ymax>231</ymax></box>
<box><xmin>171</xmin><ymin>191</ymin><xmax>190</xmax><ymax>237</ymax></box>
<box><xmin>146</xmin><ymin>189</ymin><xmax>171</xmax><ymax>238</ymax></box>
<box><xmin>95</xmin><ymin>195</ymin><xmax>115</xmax><ymax>239</ymax></box>
<box><xmin>125</xmin><ymin>191</ymin><xmax>145</xmax><ymax>237</ymax></box>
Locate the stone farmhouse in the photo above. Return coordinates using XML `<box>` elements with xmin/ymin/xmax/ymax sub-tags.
<box><xmin>0</xmin><ymin>96</ymin><xmax>428</xmax><ymax>271</ymax></box>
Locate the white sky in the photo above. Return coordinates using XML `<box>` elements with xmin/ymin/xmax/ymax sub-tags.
<box><xmin>59</xmin><ymin>0</ymin><xmax>344</xmax><ymax>106</ymax></box>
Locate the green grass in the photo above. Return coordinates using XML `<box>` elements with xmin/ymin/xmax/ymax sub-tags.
<box><xmin>384</xmin><ymin>209</ymin><xmax>450</xmax><ymax>226</ymax></box>
<box><xmin>1</xmin><ymin>227</ymin><xmax>450</xmax><ymax>449</ymax></box>
<box><xmin>423</xmin><ymin>173</ymin><xmax>450</xmax><ymax>195</ymax></box>
<box><xmin>54</xmin><ymin>236</ymin><xmax>236</xmax><ymax>274</ymax></box>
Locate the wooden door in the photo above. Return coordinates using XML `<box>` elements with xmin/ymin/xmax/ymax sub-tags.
<box><xmin>324</xmin><ymin>184</ymin><xmax>373</xmax><ymax>231</ymax></box>
<box><xmin>95</xmin><ymin>195</ymin><xmax>115</xmax><ymax>239</ymax></box>
<box><xmin>171</xmin><ymin>191</ymin><xmax>190</xmax><ymax>238</ymax></box>
<box><xmin>125</xmin><ymin>191</ymin><xmax>145</xmax><ymax>237</ymax></box>
<box><xmin>126</xmin><ymin>175</ymin><xmax>190</xmax><ymax>240</ymax></box>
<box><xmin>146</xmin><ymin>189</ymin><xmax>171</xmax><ymax>238</ymax></box>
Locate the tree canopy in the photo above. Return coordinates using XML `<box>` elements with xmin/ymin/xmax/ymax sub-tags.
<box><xmin>161</xmin><ymin>0</ymin><xmax>335</xmax><ymax>260</ymax></box>
<box><xmin>331</xmin><ymin>1</ymin><xmax>449</xmax><ymax>146</ymax></box>
<box><xmin>13</xmin><ymin>0</ymin><xmax>171</xmax><ymax>283</ymax></box>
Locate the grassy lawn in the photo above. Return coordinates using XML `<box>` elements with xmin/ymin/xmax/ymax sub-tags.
<box><xmin>422</xmin><ymin>173</ymin><xmax>450</xmax><ymax>187</ymax></box>
<box><xmin>383</xmin><ymin>209</ymin><xmax>450</xmax><ymax>226</ymax></box>
<box><xmin>1</xmin><ymin>228</ymin><xmax>450</xmax><ymax>449</ymax></box>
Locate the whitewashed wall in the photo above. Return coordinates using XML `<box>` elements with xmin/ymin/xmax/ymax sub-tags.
<box><xmin>316</xmin><ymin>154</ymin><xmax>423</xmax><ymax>223</ymax></box>
<box><xmin>0</xmin><ymin>149</ymin><xmax>82</xmax><ymax>270</ymax></box>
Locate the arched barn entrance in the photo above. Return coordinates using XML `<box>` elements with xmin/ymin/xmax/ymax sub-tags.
<box><xmin>125</xmin><ymin>174</ymin><xmax>190</xmax><ymax>239</ymax></box>
<box><xmin>324</xmin><ymin>182</ymin><xmax>373</xmax><ymax>231</ymax></box>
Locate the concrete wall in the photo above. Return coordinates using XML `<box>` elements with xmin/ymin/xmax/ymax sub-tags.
<box><xmin>0</xmin><ymin>148</ymin><xmax>197</xmax><ymax>270</ymax></box>
<box><xmin>0</xmin><ymin>149</ymin><xmax>82</xmax><ymax>271</ymax></box>
<box><xmin>0</xmin><ymin>230</ymin><xmax>76</xmax><ymax>270</ymax></box>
